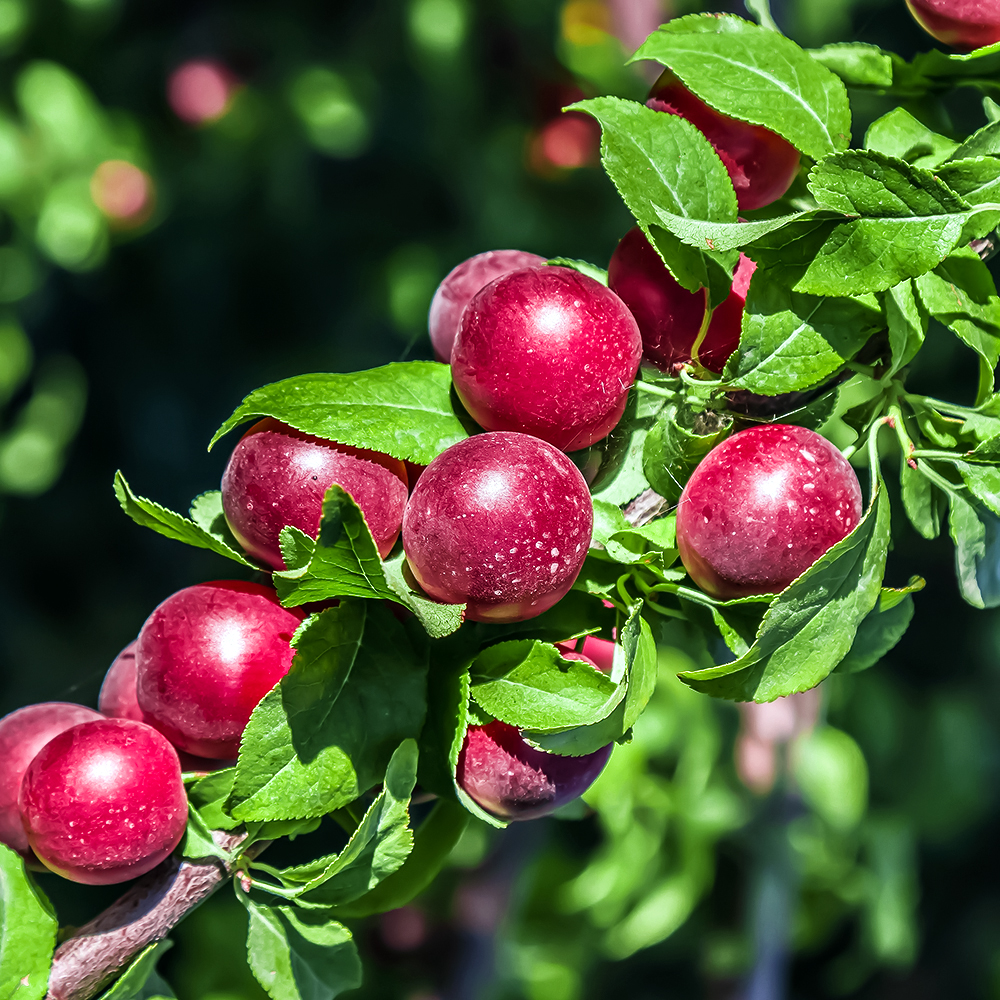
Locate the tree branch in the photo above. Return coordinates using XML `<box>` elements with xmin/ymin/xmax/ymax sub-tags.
<box><xmin>45</xmin><ymin>831</ymin><xmax>266</xmax><ymax>1000</ymax></box>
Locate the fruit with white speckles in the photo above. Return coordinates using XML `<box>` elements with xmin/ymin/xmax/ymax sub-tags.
<box><xmin>402</xmin><ymin>432</ymin><xmax>593</xmax><ymax>623</ymax></box>
<box><xmin>451</xmin><ymin>266</ymin><xmax>642</xmax><ymax>452</ymax></box>
<box><xmin>905</xmin><ymin>0</ymin><xmax>1000</xmax><ymax>50</ymax></box>
<box><xmin>676</xmin><ymin>424</ymin><xmax>862</xmax><ymax>598</ymax></box>
<box><xmin>18</xmin><ymin>718</ymin><xmax>187</xmax><ymax>884</ymax></box>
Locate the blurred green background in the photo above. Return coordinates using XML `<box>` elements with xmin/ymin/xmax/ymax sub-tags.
<box><xmin>2</xmin><ymin>0</ymin><xmax>999</xmax><ymax>998</ymax></box>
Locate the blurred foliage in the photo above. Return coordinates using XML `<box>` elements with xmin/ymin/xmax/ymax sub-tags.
<box><xmin>2</xmin><ymin>0</ymin><xmax>1000</xmax><ymax>998</ymax></box>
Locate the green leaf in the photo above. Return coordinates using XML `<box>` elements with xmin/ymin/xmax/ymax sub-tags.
<box><xmin>570</xmin><ymin>97</ymin><xmax>737</xmax><ymax>303</ymax></box>
<box><xmin>743</xmin><ymin>0</ymin><xmax>780</xmax><ymax>33</ymax></box>
<box><xmin>809</xmin><ymin>42</ymin><xmax>894</xmax><ymax>88</ymax></box>
<box><xmin>946</xmin><ymin>491</ymin><xmax>1000</xmax><ymax>608</ymax></box>
<box><xmin>606</xmin><ymin>517</ymin><xmax>679</xmax><ymax>567</ymax></box>
<box><xmin>834</xmin><ymin>579</ymin><xmax>923</xmax><ymax>674</ymax></box>
<box><xmin>938</xmin><ymin>157</ymin><xmax>1000</xmax><ymax>207</ymax></box>
<box><xmin>382</xmin><ymin>550</ymin><xmax>465</xmax><ymax>638</ymax></box>
<box><xmin>0</xmin><ymin>844</ymin><xmax>57</xmax><ymax>1000</ymax></box>
<box><xmin>864</xmin><ymin>108</ymin><xmax>957</xmax><ymax>167</ymax></box>
<box><xmin>678</xmin><ymin>455</ymin><xmax>890</xmax><ymax>701</ymax></box>
<box><xmin>901</xmin><ymin>458</ymin><xmax>943</xmax><ymax>540</ymax></box>
<box><xmin>804</xmin><ymin>151</ymin><xmax>1000</xmax><ymax>295</ymax></box>
<box><xmin>114</xmin><ymin>472</ymin><xmax>254</xmax><ymax>567</ymax></box>
<box><xmin>724</xmin><ymin>272</ymin><xmax>883</xmax><ymax>393</ymax></box>
<box><xmin>245</xmin><ymin>901</ymin><xmax>361</xmax><ymax>1000</ymax></box>
<box><xmin>883</xmin><ymin>279</ymin><xmax>928</xmax><ymax>377</ymax></box>
<box><xmin>265</xmin><ymin>740</ymin><xmax>418</xmax><ymax>905</ymax></box>
<box><xmin>633</xmin><ymin>14</ymin><xmax>851</xmax><ymax>159</ymax></box>
<box><xmin>331</xmin><ymin>799</ymin><xmax>469</xmax><ymax>918</ymax></box>
<box><xmin>229</xmin><ymin>603</ymin><xmax>428</xmax><ymax>821</ymax></box>
<box><xmin>524</xmin><ymin>605</ymin><xmax>657</xmax><ymax>756</ymax></box>
<box><xmin>209</xmin><ymin>363</ymin><xmax>469</xmax><ymax>465</ymax></box>
<box><xmin>188</xmin><ymin>768</ymin><xmax>240</xmax><ymax>831</ymax></box>
<box><xmin>911</xmin><ymin>43</ymin><xmax>1000</xmax><ymax>89</ymax></box>
<box><xmin>469</xmin><ymin>640</ymin><xmax>620</xmax><ymax>730</ymax></box>
<box><xmin>546</xmin><ymin>257</ymin><xmax>608</xmax><ymax>285</ymax></box>
<box><xmin>956</xmin><ymin>460</ymin><xmax>1000</xmax><ymax>517</ymax></box>
<box><xmin>95</xmin><ymin>941</ymin><xmax>173</xmax><ymax>1000</ymax></box>
<box><xmin>642</xmin><ymin>407</ymin><xmax>728</xmax><ymax>503</ymax></box>
<box><xmin>952</xmin><ymin>119</ymin><xmax>1000</xmax><ymax>159</ymax></box>
<box><xmin>180</xmin><ymin>804</ymin><xmax>230</xmax><ymax>861</ymax></box>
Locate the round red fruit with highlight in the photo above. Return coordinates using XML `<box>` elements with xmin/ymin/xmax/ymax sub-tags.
<box><xmin>429</xmin><ymin>250</ymin><xmax>546</xmax><ymax>362</ymax></box>
<box><xmin>222</xmin><ymin>418</ymin><xmax>409</xmax><ymax>569</ymax></box>
<box><xmin>457</xmin><ymin>720</ymin><xmax>612</xmax><ymax>820</ymax></box>
<box><xmin>906</xmin><ymin>0</ymin><xmax>1000</xmax><ymax>50</ymax></box>
<box><xmin>676</xmin><ymin>425</ymin><xmax>863</xmax><ymax>599</ymax></box>
<box><xmin>19</xmin><ymin>719</ymin><xmax>186</xmax><ymax>884</ymax></box>
<box><xmin>0</xmin><ymin>703</ymin><xmax>103</xmax><ymax>856</ymax></box>
<box><xmin>555</xmin><ymin>636</ymin><xmax>615</xmax><ymax>674</ymax></box>
<box><xmin>402</xmin><ymin>432</ymin><xmax>593</xmax><ymax>623</ymax></box>
<box><xmin>136</xmin><ymin>580</ymin><xmax>305</xmax><ymax>758</ymax></box>
<box><xmin>451</xmin><ymin>266</ymin><xmax>642</xmax><ymax>452</ymax></box>
<box><xmin>648</xmin><ymin>71</ymin><xmax>800</xmax><ymax>212</ymax></box>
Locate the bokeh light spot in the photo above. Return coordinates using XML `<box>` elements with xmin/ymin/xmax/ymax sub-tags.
<box><xmin>90</xmin><ymin>160</ymin><xmax>154</xmax><ymax>226</ymax></box>
<box><xmin>168</xmin><ymin>60</ymin><xmax>237</xmax><ymax>125</ymax></box>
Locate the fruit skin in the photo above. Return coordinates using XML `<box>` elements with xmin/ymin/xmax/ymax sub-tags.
<box><xmin>402</xmin><ymin>432</ymin><xmax>593</xmax><ymax>623</ymax></box>
<box><xmin>428</xmin><ymin>250</ymin><xmax>546</xmax><ymax>362</ymax></box>
<box><xmin>555</xmin><ymin>637</ymin><xmax>615</xmax><ymax>673</ymax></box>
<box><xmin>457</xmin><ymin>720</ymin><xmax>612</xmax><ymax>820</ymax></box>
<box><xmin>0</xmin><ymin>703</ymin><xmax>104</xmax><ymax>857</ymax></box>
<box><xmin>676</xmin><ymin>424</ymin><xmax>863</xmax><ymax>598</ymax></box>
<box><xmin>647</xmin><ymin>71</ymin><xmax>800</xmax><ymax>212</ymax></box>
<box><xmin>451</xmin><ymin>266</ymin><xmax>642</xmax><ymax>452</ymax></box>
<box><xmin>905</xmin><ymin>0</ymin><xmax>1000</xmax><ymax>50</ymax></box>
<box><xmin>608</xmin><ymin>227</ymin><xmax>756</xmax><ymax>373</ymax></box>
<box><xmin>222</xmin><ymin>417</ymin><xmax>409</xmax><ymax>569</ymax></box>
<box><xmin>136</xmin><ymin>580</ymin><xmax>305</xmax><ymax>759</ymax></box>
<box><xmin>19</xmin><ymin>718</ymin><xmax>187</xmax><ymax>885</ymax></box>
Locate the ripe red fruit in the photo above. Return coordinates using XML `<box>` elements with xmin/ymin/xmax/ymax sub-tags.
<box><xmin>451</xmin><ymin>266</ymin><xmax>642</xmax><ymax>452</ymax></box>
<box><xmin>905</xmin><ymin>0</ymin><xmax>1000</xmax><ymax>50</ymax></box>
<box><xmin>402</xmin><ymin>432</ymin><xmax>593</xmax><ymax>623</ymax></box>
<box><xmin>19</xmin><ymin>718</ymin><xmax>186</xmax><ymax>885</ymax></box>
<box><xmin>136</xmin><ymin>580</ymin><xmax>305</xmax><ymax>758</ymax></box>
<box><xmin>647</xmin><ymin>71</ymin><xmax>801</xmax><ymax>212</ymax></box>
<box><xmin>428</xmin><ymin>250</ymin><xmax>546</xmax><ymax>362</ymax></box>
<box><xmin>555</xmin><ymin>636</ymin><xmax>615</xmax><ymax>673</ymax></box>
<box><xmin>457</xmin><ymin>720</ymin><xmax>612</xmax><ymax>820</ymax></box>
<box><xmin>222</xmin><ymin>417</ymin><xmax>409</xmax><ymax>569</ymax></box>
<box><xmin>608</xmin><ymin>227</ymin><xmax>756</xmax><ymax>373</ymax></box>
<box><xmin>0</xmin><ymin>703</ymin><xmax>103</xmax><ymax>857</ymax></box>
<box><xmin>676</xmin><ymin>425</ymin><xmax>863</xmax><ymax>598</ymax></box>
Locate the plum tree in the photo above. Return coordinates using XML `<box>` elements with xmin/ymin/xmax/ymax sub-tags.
<box><xmin>402</xmin><ymin>431</ymin><xmax>593</xmax><ymax>622</ymax></box>
<box><xmin>676</xmin><ymin>424</ymin><xmax>863</xmax><ymax>598</ymax></box>
<box><xmin>136</xmin><ymin>580</ymin><xmax>305</xmax><ymax>758</ymax></box>
<box><xmin>19</xmin><ymin>718</ymin><xmax>187</xmax><ymax>885</ymax></box>
<box><xmin>428</xmin><ymin>249</ymin><xmax>546</xmax><ymax>362</ymax></box>
<box><xmin>608</xmin><ymin>226</ymin><xmax>755</xmax><ymax>372</ymax></box>
<box><xmin>0</xmin><ymin>702</ymin><xmax>103</xmax><ymax>857</ymax></box>
<box><xmin>451</xmin><ymin>266</ymin><xmax>642</xmax><ymax>451</ymax></box>
<box><xmin>905</xmin><ymin>0</ymin><xmax>1000</xmax><ymax>50</ymax></box>
<box><xmin>457</xmin><ymin>720</ymin><xmax>612</xmax><ymax>820</ymax></box>
<box><xmin>648</xmin><ymin>71</ymin><xmax>800</xmax><ymax>211</ymax></box>
<box><xmin>222</xmin><ymin>417</ymin><xmax>409</xmax><ymax>568</ymax></box>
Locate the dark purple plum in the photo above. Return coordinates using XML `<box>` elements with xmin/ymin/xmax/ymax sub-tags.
<box><xmin>429</xmin><ymin>249</ymin><xmax>546</xmax><ymax>362</ymax></box>
<box><xmin>676</xmin><ymin>424</ymin><xmax>863</xmax><ymax>598</ymax></box>
<box><xmin>136</xmin><ymin>580</ymin><xmax>305</xmax><ymax>759</ymax></box>
<box><xmin>19</xmin><ymin>718</ymin><xmax>187</xmax><ymax>884</ymax></box>
<box><xmin>457</xmin><ymin>720</ymin><xmax>612</xmax><ymax>820</ymax></box>
<box><xmin>451</xmin><ymin>266</ymin><xmax>642</xmax><ymax>452</ymax></box>
<box><xmin>402</xmin><ymin>432</ymin><xmax>593</xmax><ymax>623</ymax></box>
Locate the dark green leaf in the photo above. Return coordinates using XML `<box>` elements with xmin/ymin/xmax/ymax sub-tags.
<box><xmin>901</xmin><ymin>458</ymin><xmax>943</xmax><ymax>540</ymax></box>
<box><xmin>947</xmin><ymin>491</ymin><xmax>1000</xmax><ymax>608</ymax></box>
<box><xmin>864</xmin><ymin>108</ymin><xmax>957</xmax><ymax>167</ymax></box>
<box><xmin>590</xmin><ymin>388</ymin><xmax>668</xmax><ymax>505</ymax></box>
<box><xmin>633</xmin><ymin>14</ymin><xmax>851</xmax><ymax>158</ymax></box>
<box><xmin>229</xmin><ymin>603</ymin><xmax>427</xmax><ymax>821</ymax></box>
<box><xmin>210</xmin><ymin>363</ymin><xmax>469</xmax><ymax>465</ymax></box>
<box><xmin>678</xmin><ymin>456</ymin><xmax>890</xmax><ymax>701</ymax></box>
<box><xmin>0</xmin><ymin>844</ymin><xmax>57</xmax><ymax>1000</ymax></box>
<box><xmin>245</xmin><ymin>901</ymin><xmax>361</xmax><ymax>1000</ymax></box>
<box><xmin>546</xmin><ymin>257</ymin><xmax>608</xmax><ymax>285</ymax></box>
<box><xmin>910</xmin><ymin>43</ymin><xmax>1000</xmax><ymax>89</ymax></box>
<box><xmin>883</xmin><ymin>279</ymin><xmax>927</xmax><ymax>377</ymax></box>
<box><xmin>95</xmin><ymin>942</ymin><xmax>173</xmax><ymax>1000</ymax></box>
<box><xmin>470</xmin><ymin>640</ymin><xmax>619</xmax><ymax>730</ymax></box>
<box><xmin>809</xmin><ymin>42</ymin><xmax>894</xmax><ymax>88</ymax></box>
<box><xmin>642</xmin><ymin>405</ymin><xmax>728</xmax><ymax>502</ymax></box>
<box><xmin>114</xmin><ymin>472</ymin><xmax>254</xmax><ymax>567</ymax></box>
<box><xmin>834</xmin><ymin>580</ymin><xmax>923</xmax><ymax>674</ymax></box>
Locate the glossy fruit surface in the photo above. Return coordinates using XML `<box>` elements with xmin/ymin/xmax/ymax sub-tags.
<box><xmin>905</xmin><ymin>0</ymin><xmax>1000</xmax><ymax>49</ymax></box>
<box><xmin>19</xmin><ymin>718</ymin><xmax>186</xmax><ymax>884</ymax></box>
<box><xmin>676</xmin><ymin>425</ymin><xmax>863</xmax><ymax>598</ymax></box>
<box><xmin>457</xmin><ymin>720</ymin><xmax>612</xmax><ymax>820</ymax></box>
<box><xmin>0</xmin><ymin>702</ymin><xmax>103</xmax><ymax>856</ymax></box>
<box><xmin>222</xmin><ymin>417</ymin><xmax>409</xmax><ymax>569</ymax></box>
<box><xmin>402</xmin><ymin>432</ymin><xmax>593</xmax><ymax>623</ymax></box>
<box><xmin>136</xmin><ymin>580</ymin><xmax>304</xmax><ymax>758</ymax></box>
<box><xmin>555</xmin><ymin>636</ymin><xmax>615</xmax><ymax>674</ymax></box>
<box><xmin>647</xmin><ymin>71</ymin><xmax>800</xmax><ymax>211</ymax></box>
<box><xmin>428</xmin><ymin>249</ymin><xmax>546</xmax><ymax>362</ymax></box>
<box><xmin>451</xmin><ymin>266</ymin><xmax>642</xmax><ymax>451</ymax></box>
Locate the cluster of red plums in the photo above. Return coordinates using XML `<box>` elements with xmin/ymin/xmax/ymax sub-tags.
<box><xmin>0</xmin><ymin>70</ymin><xmax>873</xmax><ymax>881</ymax></box>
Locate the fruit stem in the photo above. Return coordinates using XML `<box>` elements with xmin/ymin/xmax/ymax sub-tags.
<box><xmin>689</xmin><ymin>289</ymin><xmax>713</xmax><ymax>369</ymax></box>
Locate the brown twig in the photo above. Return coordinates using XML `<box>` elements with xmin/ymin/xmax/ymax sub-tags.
<box><xmin>45</xmin><ymin>831</ymin><xmax>267</xmax><ymax>1000</ymax></box>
